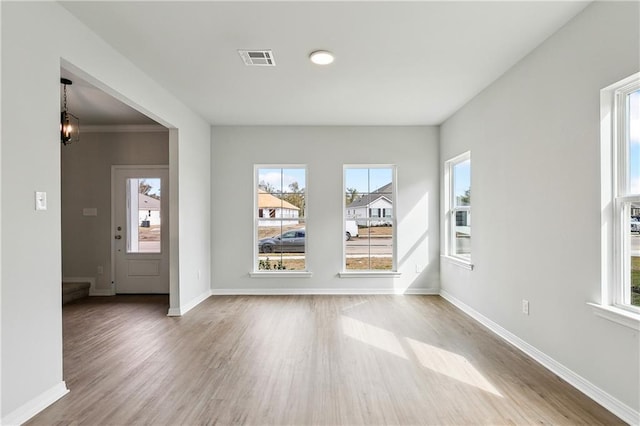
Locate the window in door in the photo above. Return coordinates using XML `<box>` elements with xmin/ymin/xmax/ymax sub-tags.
<box><xmin>126</xmin><ymin>177</ymin><xmax>162</xmax><ymax>254</ymax></box>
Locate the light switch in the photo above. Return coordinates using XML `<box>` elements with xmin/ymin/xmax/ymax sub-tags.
<box><xmin>35</xmin><ymin>192</ymin><xmax>47</xmax><ymax>211</ymax></box>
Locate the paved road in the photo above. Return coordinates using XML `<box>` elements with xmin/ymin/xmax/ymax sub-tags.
<box><xmin>258</xmin><ymin>237</ymin><xmax>393</xmax><ymax>259</ymax></box>
<box><xmin>346</xmin><ymin>237</ymin><xmax>392</xmax><ymax>255</ymax></box>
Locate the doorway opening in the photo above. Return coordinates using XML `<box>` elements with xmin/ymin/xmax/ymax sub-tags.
<box><xmin>59</xmin><ymin>64</ymin><xmax>175</xmax><ymax>303</ymax></box>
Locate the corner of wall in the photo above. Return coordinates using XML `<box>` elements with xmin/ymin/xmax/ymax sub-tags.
<box><xmin>1</xmin><ymin>382</ymin><xmax>68</xmax><ymax>426</ymax></box>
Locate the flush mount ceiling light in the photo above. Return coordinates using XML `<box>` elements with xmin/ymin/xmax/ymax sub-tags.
<box><xmin>60</xmin><ymin>78</ymin><xmax>80</xmax><ymax>146</ymax></box>
<box><xmin>309</xmin><ymin>50</ymin><xmax>334</xmax><ymax>65</ymax></box>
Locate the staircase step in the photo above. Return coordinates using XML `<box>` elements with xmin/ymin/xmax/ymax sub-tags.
<box><xmin>62</xmin><ymin>281</ymin><xmax>90</xmax><ymax>305</ymax></box>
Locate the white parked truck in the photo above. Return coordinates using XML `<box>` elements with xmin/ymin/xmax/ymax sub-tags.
<box><xmin>346</xmin><ymin>220</ymin><xmax>359</xmax><ymax>241</ymax></box>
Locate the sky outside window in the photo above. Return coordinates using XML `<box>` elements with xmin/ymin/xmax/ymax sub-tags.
<box><xmin>345</xmin><ymin>168</ymin><xmax>392</xmax><ymax>192</ymax></box>
<box><xmin>141</xmin><ymin>178</ymin><xmax>161</xmax><ymax>197</ymax></box>
<box><xmin>629</xmin><ymin>90</ymin><xmax>640</xmax><ymax>194</ymax></box>
<box><xmin>259</xmin><ymin>168</ymin><xmax>306</xmax><ymax>192</ymax></box>
<box><xmin>453</xmin><ymin>159</ymin><xmax>470</xmax><ymax>206</ymax></box>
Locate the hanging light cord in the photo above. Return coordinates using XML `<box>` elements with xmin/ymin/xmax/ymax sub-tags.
<box><xmin>63</xmin><ymin>83</ymin><xmax>68</xmax><ymax>114</ymax></box>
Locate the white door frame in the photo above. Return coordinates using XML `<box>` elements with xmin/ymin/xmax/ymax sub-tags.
<box><xmin>111</xmin><ymin>165</ymin><xmax>170</xmax><ymax>294</ymax></box>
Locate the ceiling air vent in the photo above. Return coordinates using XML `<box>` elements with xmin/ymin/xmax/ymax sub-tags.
<box><xmin>238</xmin><ymin>50</ymin><xmax>275</xmax><ymax>66</ymax></box>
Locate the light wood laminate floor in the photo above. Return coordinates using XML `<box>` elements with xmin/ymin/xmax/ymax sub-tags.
<box><xmin>28</xmin><ymin>295</ymin><xmax>622</xmax><ymax>425</ymax></box>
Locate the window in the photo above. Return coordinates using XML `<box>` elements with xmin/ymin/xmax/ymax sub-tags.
<box><xmin>127</xmin><ymin>178</ymin><xmax>162</xmax><ymax>254</ymax></box>
<box><xmin>255</xmin><ymin>166</ymin><xmax>307</xmax><ymax>272</ymax></box>
<box><xmin>445</xmin><ymin>152</ymin><xmax>471</xmax><ymax>266</ymax></box>
<box><xmin>610</xmin><ymin>76</ymin><xmax>640</xmax><ymax>311</ymax></box>
<box><xmin>344</xmin><ymin>166</ymin><xmax>396</xmax><ymax>271</ymax></box>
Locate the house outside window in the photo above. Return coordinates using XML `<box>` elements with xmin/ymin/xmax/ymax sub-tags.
<box><xmin>255</xmin><ymin>166</ymin><xmax>307</xmax><ymax>272</ymax></box>
<box><xmin>444</xmin><ymin>152</ymin><xmax>471</xmax><ymax>266</ymax></box>
<box><xmin>344</xmin><ymin>166</ymin><xmax>396</xmax><ymax>271</ymax></box>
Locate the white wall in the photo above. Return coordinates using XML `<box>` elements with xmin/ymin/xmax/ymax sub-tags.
<box><xmin>211</xmin><ymin>126</ymin><xmax>439</xmax><ymax>294</ymax></box>
<box><xmin>61</xmin><ymin>131</ymin><xmax>169</xmax><ymax>292</ymax></box>
<box><xmin>1</xmin><ymin>2</ymin><xmax>211</xmax><ymax>421</ymax></box>
<box><xmin>440</xmin><ymin>1</ymin><xmax>639</xmax><ymax>418</ymax></box>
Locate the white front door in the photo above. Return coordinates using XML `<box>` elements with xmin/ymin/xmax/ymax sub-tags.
<box><xmin>113</xmin><ymin>166</ymin><xmax>169</xmax><ymax>294</ymax></box>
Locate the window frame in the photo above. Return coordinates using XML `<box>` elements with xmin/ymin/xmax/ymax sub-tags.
<box><xmin>443</xmin><ymin>151</ymin><xmax>473</xmax><ymax>269</ymax></box>
<box><xmin>593</xmin><ymin>73</ymin><xmax>640</xmax><ymax>328</ymax></box>
<box><xmin>251</xmin><ymin>164</ymin><xmax>311</xmax><ymax>277</ymax></box>
<box><xmin>612</xmin><ymin>76</ymin><xmax>640</xmax><ymax>313</ymax></box>
<box><xmin>341</xmin><ymin>165</ymin><xmax>399</xmax><ymax>277</ymax></box>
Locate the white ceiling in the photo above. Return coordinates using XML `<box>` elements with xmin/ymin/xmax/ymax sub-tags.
<box><xmin>60</xmin><ymin>1</ymin><xmax>591</xmax><ymax>126</ymax></box>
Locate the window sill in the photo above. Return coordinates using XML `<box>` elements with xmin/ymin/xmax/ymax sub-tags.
<box><xmin>587</xmin><ymin>303</ymin><xmax>640</xmax><ymax>330</ymax></box>
<box><xmin>441</xmin><ymin>255</ymin><xmax>474</xmax><ymax>270</ymax></box>
<box><xmin>338</xmin><ymin>271</ymin><xmax>402</xmax><ymax>278</ymax></box>
<box><xmin>249</xmin><ymin>271</ymin><xmax>313</xmax><ymax>278</ymax></box>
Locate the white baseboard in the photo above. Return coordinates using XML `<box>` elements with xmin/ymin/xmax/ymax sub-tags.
<box><xmin>89</xmin><ymin>289</ymin><xmax>115</xmax><ymax>296</ymax></box>
<box><xmin>167</xmin><ymin>289</ymin><xmax>212</xmax><ymax>317</ymax></box>
<box><xmin>62</xmin><ymin>276</ymin><xmax>113</xmax><ymax>296</ymax></box>
<box><xmin>439</xmin><ymin>290</ymin><xmax>639</xmax><ymax>425</ymax></box>
<box><xmin>404</xmin><ymin>288</ymin><xmax>439</xmax><ymax>295</ymax></box>
<box><xmin>210</xmin><ymin>288</ymin><xmax>439</xmax><ymax>295</ymax></box>
<box><xmin>1</xmin><ymin>381</ymin><xmax>69</xmax><ymax>426</ymax></box>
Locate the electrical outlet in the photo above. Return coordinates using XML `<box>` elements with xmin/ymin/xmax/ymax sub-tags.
<box><xmin>416</xmin><ymin>264</ymin><xmax>423</xmax><ymax>273</ymax></box>
<box><xmin>97</xmin><ymin>265</ymin><xmax>103</xmax><ymax>275</ymax></box>
<box><xmin>522</xmin><ymin>299</ymin><xmax>530</xmax><ymax>315</ymax></box>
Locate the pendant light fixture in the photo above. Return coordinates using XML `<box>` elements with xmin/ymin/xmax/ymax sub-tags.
<box><xmin>60</xmin><ymin>78</ymin><xmax>80</xmax><ymax>145</ymax></box>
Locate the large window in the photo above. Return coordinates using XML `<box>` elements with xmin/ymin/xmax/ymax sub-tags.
<box><xmin>612</xmin><ymin>78</ymin><xmax>640</xmax><ymax>310</ymax></box>
<box><xmin>344</xmin><ymin>166</ymin><xmax>396</xmax><ymax>271</ymax></box>
<box><xmin>445</xmin><ymin>152</ymin><xmax>471</xmax><ymax>264</ymax></box>
<box><xmin>255</xmin><ymin>166</ymin><xmax>307</xmax><ymax>272</ymax></box>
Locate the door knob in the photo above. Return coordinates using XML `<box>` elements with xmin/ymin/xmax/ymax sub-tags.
<box><xmin>115</xmin><ymin>235</ymin><xmax>122</xmax><ymax>240</ymax></box>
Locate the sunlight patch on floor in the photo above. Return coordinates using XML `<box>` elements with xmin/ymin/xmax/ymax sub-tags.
<box><xmin>340</xmin><ymin>315</ymin><xmax>502</xmax><ymax>398</ymax></box>
<box><xmin>405</xmin><ymin>337</ymin><xmax>503</xmax><ymax>397</ymax></box>
<box><xmin>341</xmin><ymin>315</ymin><xmax>408</xmax><ymax>359</ymax></box>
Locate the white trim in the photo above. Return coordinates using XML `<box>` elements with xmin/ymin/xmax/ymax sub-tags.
<box><xmin>402</xmin><ymin>288</ymin><xmax>440</xmax><ymax>295</ymax></box>
<box><xmin>111</xmin><ymin>165</ymin><xmax>169</xmax><ymax>295</ymax></box>
<box><xmin>166</xmin><ymin>289</ymin><xmax>211</xmax><ymax>317</ymax></box>
<box><xmin>249</xmin><ymin>271</ymin><xmax>313</xmax><ymax>278</ymax></box>
<box><xmin>587</xmin><ymin>302</ymin><xmax>640</xmax><ymax>330</ymax></box>
<box><xmin>167</xmin><ymin>307</ymin><xmax>181</xmax><ymax>316</ymax></box>
<box><xmin>338</xmin><ymin>271</ymin><xmax>402</xmax><ymax>278</ymax></box>
<box><xmin>1</xmin><ymin>381</ymin><xmax>69</xmax><ymax>426</ymax></box>
<box><xmin>343</xmin><ymin>164</ymin><xmax>398</xmax><ymax>272</ymax></box>
<box><xmin>253</xmin><ymin>165</ymin><xmax>308</xmax><ymax>274</ymax></box>
<box><xmin>444</xmin><ymin>151</ymin><xmax>472</xmax><ymax>261</ymax></box>
<box><xmin>211</xmin><ymin>287</ymin><xmax>436</xmax><ymax>295</ymax></box>
<box><xmin>441</xmin><ymin>290</ymin><xmax>639</xmax><ymax>425</ymax></box>
<box><xmin>441</xmin><ymin>255</ymin><xmax>474</xmax><ymax>270</ymax></box>
<box><xmin>82</xmin><ymin>124</ymin><xmax>167</xmax><ymax>133</ymax></box>
<box><xmin>89</xmin><ymin>289</ymin><xmax>116</xmax><ymax>296</ymax></box>
<box><xmin>601</xmin><ymin>73</ymin><xmax>640</xmax><ymax>312</ymax></box>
